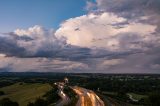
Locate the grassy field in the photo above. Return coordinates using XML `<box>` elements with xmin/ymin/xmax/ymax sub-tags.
<box><xmin>0</xmin><ymin>83</ymin><xmax>52</xmax><ymax>106</ymax></box>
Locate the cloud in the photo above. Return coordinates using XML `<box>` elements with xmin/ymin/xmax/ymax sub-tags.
<box><xmin>0</xmin><ymin>54</ymin><xmax>6</xmax><ymax>57</ymax></box>
<box><xmin>0</xmin><ymin>0</ymin><xmax>160</xmax><ymax>73</ymax></box>
<box><xmin>0</xmin><ymin>25</ymin><xmax>92</xmax><ymax>60</ymax></box>
<box><xmin>0</xmin><ymin>56</ymin><xmax>89</xmax><ymax>72</ymax></box>
<box><xmin>85</xmin><ymin>1</ymin><xmax>97</xmax><ymax>12</ymax></box>
<box><xmin>54</xmin><ymin>0</ymin><xmax>160</xmax><ymax>73</ymax></box>
<box><xmin>13</xmin><ymin>25</ymin><xmax>66</xmax><ymax>55</ymax></box>
<box><xmin>1</xmin><ymin>25</ymin><xmax>139</xmax><ymax>60</ymax></box>
<box><xmin>92</xmin><ymin>0</ymin><xmax>160</xmax><ymax>17</ymax></box>
<box><xmin>96</xmin><ymin>59</ymin><xmax>125</xmax><ymax>71</ymax></box>
<box><xmin>0</xmin><ymin>24</ymin><xmax>144</xmax><ymax>73</ymax></box>
<box><xmin>0</xmin><ymin>21</ymin><xmax>159</xmax><ymax>73</ymax></box>
<box><xmin>0</xmin><ymin>36</ymin><xmax>27</xmax><ymax>57</ymax></box>
<box><xmin>88</xmin><ymin>0</ymin><xmax>160</xmax><ymax>31</ymax></box>
<box><xmin>0</xmin><ymin>26</ymin><xmax>82</xmax><ymax>59</ymax></box>
<box><xmin>55</xmin><ymin>12</ymin><xmax>156</xmax><ymax>52</ymax></box>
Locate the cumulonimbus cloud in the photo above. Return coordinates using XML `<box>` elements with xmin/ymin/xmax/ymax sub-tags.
<box><xmin>55</xmin><ymin>12</ymin><xmax>156</xmax><ymax>52</ymax></box>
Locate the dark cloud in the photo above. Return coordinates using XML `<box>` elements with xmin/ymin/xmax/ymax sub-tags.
<box><xmin>0</xmin><ymin>31</ymin><xmax>108</xmax><ymax>60</ymax></box>
<box><xmin>0</xmin><ymin>36</ymin><xmax>27</xmax><ymax>57</ymax></box>
<box><xmin>0</xmin><ymin>31</ymin><xmax>142</xmax><ymax>63</ymax></box>
<box><xmin>93</xmin><ymin>0</ymin><xmax>160</xmax><ymax>18</ymax></box>
<box><xmin>3</xmin><ymin>32</ymin><xmax>34</xmax><ymax>41</ymax></box>
<box><xmin>88</xmin><ymin>0</ymin><xmax>160</xmax><ymax>32</ymax></box>
<box><xmin>0</xmin><ymin>67</ymin><xmax>11</xmax><ymax>72</ymax></box>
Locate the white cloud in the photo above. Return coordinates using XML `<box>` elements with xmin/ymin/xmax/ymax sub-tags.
<box><xmin>0</xmin><ymin>54</ymin><xmax>6</xmax><ymax>58</ymax></box>
<box><xmin>55</xmin><ymin>12</ymin><xmax>156</xmax><ymax>51</ymax></box>
<box><xmin>14</xmin><ymin>25</ymin><xmax>65</xmax><ymax>54</ymax></box>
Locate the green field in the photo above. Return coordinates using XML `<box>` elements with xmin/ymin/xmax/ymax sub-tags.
<box><xmin>0</xmin><ymin>83</ymin><xmax>52</xmax><ymax>106</ymax></box>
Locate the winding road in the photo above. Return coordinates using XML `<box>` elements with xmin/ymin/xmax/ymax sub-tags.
<box><xmin>72</xmin><ymin>86</ymin><xmax>105</xmax><ymax>106</ymax></box>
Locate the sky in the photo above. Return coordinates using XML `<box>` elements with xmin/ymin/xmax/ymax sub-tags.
<box><xmin>0</xmin><ymin>0</ymin><xmax>86</xmax><ymax>31</ymax></box>
<box><xmin>0</xmin><ymin>0</ymin><xmax>160</xmax><ymax>73</ymax></box>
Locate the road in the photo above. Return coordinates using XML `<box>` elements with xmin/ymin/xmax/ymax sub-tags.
<box><xmin>127</xmin><ymin>94</ymin><xmax>138</xmax><ymax>102</ymax></box>
<box><xmin>55</xmin><ymin>83</ymin><xmax>70</xmax><ymax>106</ymax></box>
<box><xmin>56</xmin><ymin>90</ymin><xmax>70</xmax><ymax>106</ymax></box>
<box><xmin>72</xmin><ymin>86</ymin><xmax>105</xmax><ymax>106</ymax></box>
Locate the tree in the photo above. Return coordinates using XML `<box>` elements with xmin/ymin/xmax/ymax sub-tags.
<box><xmin>27</xmin><ymin>98</ymin><xmax>47</xmax><ymax>106</ymax></box>
<box><xmin>0</xmin><ymin>98</ymin><xmax>19</xmax><ymax>106</ymax></box>
<box><xmin>27</xmin><ymin>102</ymin><xmax>34</xmax><ymax>106</ymax></box>
<box><xmin>0</xmin><ymin>91</ymin><xmax>5</xmax><ymax>96</ymax></box>
<box><xmin>148</xmin><ymin>91</ymin><xmax>160</xmax><ymax>106</ymax></box>
<box><xmin>44</xmin><ymin>88</ymin><xmax>60</xmax><ymax>104</ymax></box>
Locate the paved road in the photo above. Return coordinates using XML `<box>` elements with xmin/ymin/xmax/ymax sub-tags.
<box><xmin>72</xmin><ymin>86</ymin><xmax>105</xmax><ymax>106</ymax></box>
<box><xmin>56</xmin><ymin>90</ymin><xmax>70</xmax><ymax>106</ymax></box>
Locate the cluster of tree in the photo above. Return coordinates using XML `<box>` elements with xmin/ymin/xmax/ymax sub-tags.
<box><xmin>0</xmin><ymin>72</ymin><xmax>69</xmax><ymax>87</ymax></box>
<box><xmin>139</xmin><ymin>91</ymin><xmax>160</xmax><ymax>106</ymax></box>
<box><xmin>0</xmin><ymin>91</ymin><xmax>5</xmax><ymax>96</ymax></box>
<box><xmin>0</xmin><ymin>98</ymin><xmax>19</xmax><ymax>106</ymax></box>
<box><xmin>69</xmin><ymin>77</ymin><xmax>160</xmax><ymax>94</ymax></box>
<box><xmin>27</xmin><ymin>87</ymin><xmax>60</xmax><ymax>106</ymax></box>
<box><xmin>43</xmin><ymin>87</ymin><xmax>60</xmax><ymax>104</ymax></box>
<box><xmin>68</xmin><ymin>76</ymin><xmax>160</xmax><ymax>105</ymax></box>
<box><xmin>148</xmin><ymin>91</ymin><xmax>160</xmax><ymax>106</ymax></box>
<box><xmin>64</xmin><ymin>86</ymin><xmax>78</xmax><ymax>106</ymax></box>
<box><xmin>27</xmin><ymin>98</ymin><xmax>47</xmax><ymax>106</ymax></box>
<box><xmin>1</xmin><ymin>73</ymin><xmax>159</xmax><ymax>94</ymax></box>
<box><xmin>0</xmin><ymin>81</ymin><xmax>15</xmax><ymax>88</ymax></box>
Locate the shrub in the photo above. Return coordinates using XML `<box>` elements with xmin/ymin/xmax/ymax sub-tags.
<box><xmin>0</xmin><ymin>91</ymin><xmax>5</xmax><ymax>96</ymax></box>
<box><xmin>148</xmin><ymin>91</ymin><xmax>160</xmax><ymax>106</ymax></box>
<box><xmin>0</xmin><ymin>98</ymin><xmax>19</xmax><ymax>106</ymax></box>
<box><xmin>27</xmin><ymin>98</ymin><xmax>47</xmax><ymax>106</ymax></box>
